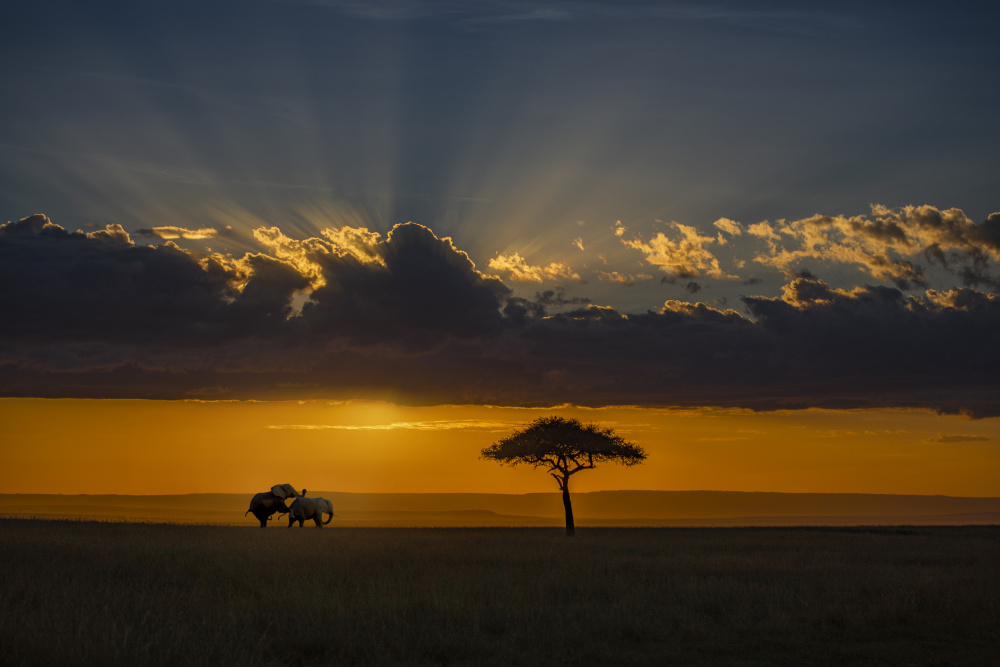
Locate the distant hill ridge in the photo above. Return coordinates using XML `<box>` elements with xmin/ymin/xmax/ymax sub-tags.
<box><xmin>2</xmin><ymin>490</ymin><xmax>999</xmax><ymax>526</ymax></box>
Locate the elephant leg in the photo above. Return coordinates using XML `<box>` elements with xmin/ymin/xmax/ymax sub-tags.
<box><xmin>252</xmin><ymin>508</ymin><xmax>269</xmax><ymax>528</ymax></box>
<box><xmin>313</xmin><ymin>515</ymin><xmax>323</xmax><ymax>527</ymax></box>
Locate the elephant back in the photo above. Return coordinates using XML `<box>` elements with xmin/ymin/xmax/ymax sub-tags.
<box><xmin>289</xmin><ymin>496</ymin><xmax>330</xmax><ymax>516</ymax></box>
<box><xmin>288</xmin><ymin>496</ymin><xmax>309</xmax><ymax>515</ymax></box>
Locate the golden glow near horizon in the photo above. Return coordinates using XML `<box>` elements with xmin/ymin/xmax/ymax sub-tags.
<box><xmin>1</xmin><ymin>398</ymin><xmax>997</xmax><ymax>497</ymax></box>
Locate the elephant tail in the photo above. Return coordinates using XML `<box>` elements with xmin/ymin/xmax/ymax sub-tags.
<box><xmin>244</xmin><ymin>507</ymin><xmax>252</xmax><ymax>516</ymax></box>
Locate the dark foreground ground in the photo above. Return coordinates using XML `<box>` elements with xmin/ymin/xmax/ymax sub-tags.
<box><xmin>1</xmin><ymin>520</ymin><xmax>997</xmax><ymax>666</ymax></box>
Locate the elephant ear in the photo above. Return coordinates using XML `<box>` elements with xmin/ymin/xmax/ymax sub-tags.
<box><xmin>271</xmin><ymin>484</ymin><xmax>300</xmax><ymax>499</ymax></box>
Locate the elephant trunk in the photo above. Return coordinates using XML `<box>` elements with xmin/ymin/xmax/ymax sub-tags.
<box><xmin>323</xmin><ymin>511</ymin><xmax>333</xmax><ymax>525</ymax></box>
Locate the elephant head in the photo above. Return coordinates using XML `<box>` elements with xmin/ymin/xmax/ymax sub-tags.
<box><xmin>288</xmin><ymin>496</ymin><xmax>335</xmax><ymax>527</ymax></box>
<box><xmin>245</xmin><ymin>484</ymin><xmax>303</xmax><ymax>527</ymax></box>
<box><xmin>270</xmin><ymin>483</ymin><xmax>302</xmax><ymax>499</ymax></box>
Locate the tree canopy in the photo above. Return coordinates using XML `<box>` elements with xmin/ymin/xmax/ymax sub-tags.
<box><xmin>481</xmin><ymin>416</ymin><xmax>647</xmax><ymax>535</ymax></box>
<box><xmin>482</xmin><ymin>416</ymin><xmax>646</xmax><ymax>471</ymax></box>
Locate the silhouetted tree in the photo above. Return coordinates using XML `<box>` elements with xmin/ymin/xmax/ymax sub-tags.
<box><xmin>481</xmin><ymin>416</ymin><xmax>647</xmax><ymax>536</ymax></box>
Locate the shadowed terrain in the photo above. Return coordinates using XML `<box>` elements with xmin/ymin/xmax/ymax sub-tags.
<box><xmin>3</xmin><ymin>491</ymin><xmax>1000</xmax><ymax>526</ymax></box>
<box><xmin>1</xmin><ymin>520</ymin><xmax>998</xmax><ymax>666</ymax></box>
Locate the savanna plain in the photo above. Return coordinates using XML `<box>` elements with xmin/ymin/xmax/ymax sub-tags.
<box><xmin>2</xmin><ymin>520</ymin><xmax>997</xmax><ymax>666</ymax></box>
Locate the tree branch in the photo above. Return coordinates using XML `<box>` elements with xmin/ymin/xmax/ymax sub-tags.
<box><xmin>549</xmin><ymin>472</ymin><xmax>565</xmax><ymax>490</ymax></box>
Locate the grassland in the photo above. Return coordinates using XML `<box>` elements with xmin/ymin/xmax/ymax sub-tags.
<box><xmin>1</xmin><ymin>520</ymin><xmax>997</xmax><ymax>666</ymax></box>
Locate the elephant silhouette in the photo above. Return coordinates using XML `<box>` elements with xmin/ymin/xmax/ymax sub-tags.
<box><xmin>287</xmin><ymin>496</ymin><xmax>334</xmax><ymax>527</ymax></box>
<box><xmin>245</xmin><ymin>484</ymin><xmax>304</xmax><ymax>527</ymax></box>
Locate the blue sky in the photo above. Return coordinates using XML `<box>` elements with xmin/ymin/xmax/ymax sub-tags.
<box><xmin>4</xmin><ymin>1</ymin><xmax>996</xmax><ymax>239</ymax></box>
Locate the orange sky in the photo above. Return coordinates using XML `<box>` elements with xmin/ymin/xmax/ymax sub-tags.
<box><xmin>1</xmin><ymin>398</ymin><xmax>997</xmax><ymax>496</ymax></box>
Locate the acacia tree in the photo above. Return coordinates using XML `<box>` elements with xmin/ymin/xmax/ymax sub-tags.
<box><xmin>481</xmin><ymin>416</ymin><xmax>647</xmax><ymax>536</ymax></box>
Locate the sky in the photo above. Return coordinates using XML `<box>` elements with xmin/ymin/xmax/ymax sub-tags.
<box><xmin>1</xmin><ymin>1</ymin><xmax>998</xmax><ymax>496</ymax></box>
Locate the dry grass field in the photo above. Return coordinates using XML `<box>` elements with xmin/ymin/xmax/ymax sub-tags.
<box><xmin>1</xmin><ymin>519</ymin><xmax>997</xmax><ymax>666</ymax></box>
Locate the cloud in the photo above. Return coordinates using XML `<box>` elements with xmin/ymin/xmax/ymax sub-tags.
<box><xmin>713</xmin><ymin>217</ymin><xmax>742</xmax><ymax>244</ymax></box>
<box><xmin>321</xmin><ymin>225</ymin><xmax>385</xmax><ymax>265</ymax></box>
<box><xmin>3</xmin><ymin>213</ymin><xmax>1000</xmax><ymax>417</ymax></box>
<box><xmin>926</xmin><ymin>434</ymin><xmax>991</xmax><ymax>443</ymax></box>
<box><xmin>137</xmin><ymin>226</ymin><xmax>219</xmax><ymax>240</ymax></box>
<box><xmin>297</xmin><ymin>222</ymin><xmax>511</xmax><ymax>347</ymax></box>
<box><xmin>0</xmin><ymin>213</ymin><xmax>68</xmax><ymax>237</ymax></box>
<box><xmin>488</xmin><ymin>252</ymin><xmax>581</xmax><ymax>283</ymax></box>
<box><xmin>713</xmin><ymin>218</ymin><xmax>743</xmax><ymax>236</ymax></box>
<box><xmin>747</xmin><ymin>221</ymin><xmax>781</xmax><ymax>241</ymax></box>
<box><xmin>533</xmin><ymin>289</ymin><xmax>590</xmax><ymax>308</ymax></box>
<box><xmin>85</xmin><ymin>224</ymin><xmax>133</xmax><ymax>245</ymax></box>
<box><xmin>0</xmin><ymin>215</ymin><xmax>251</xmax><ymax>345</ymax></box>
<box><xmin>623</xmin><ymin>222</ymin><xmax>740</xmax><ymax>280</ymax></box>
<box><xmin>752</xmin><ymin>205</ymin><xmax>1000</xmax><ymax>290</ymax></box>
<box><xmin>267</xmin><ymin>420</ymin><xmax>514</xmax><ymax>431</ymax></box>
<box><xmin>594</xmin><ymin>270</ymin><xmax>653</xmax><ymax>286</ymax></box>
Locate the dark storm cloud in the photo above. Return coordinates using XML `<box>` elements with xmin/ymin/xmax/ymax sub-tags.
<box><xmin>656</xmin><ymin>277</ymin><xmax>703</xmax><ymax>294</ymax></box>
<box><xmin>0</xmin><ymin>215</ymin><xmax>240</xmax><ymax>345</ymax></box>
<box><xmin>299</xmin><ymin>222</ymin><xmax>510</xmax><ymax>348</ymax></box>
<box><xmin>2</xmin><ymin>214</ymin><xmax>998</xmax><ymax>416</ymax></box>
<box><xmin>535</xmin><ymin>289</ymin><xmax>590</xmax><ymax>309</ymax></box>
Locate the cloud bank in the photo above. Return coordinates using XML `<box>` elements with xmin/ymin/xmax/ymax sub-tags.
<box><xmin>2</xmin><ymin>211</ymin><xmax>999</xmax><ymax>416</ymax></box>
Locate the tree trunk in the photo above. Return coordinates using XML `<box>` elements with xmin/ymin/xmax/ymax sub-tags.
<box><xmin>561</xmin><ymin>477</ymin><xmax>575</xmax><ymax>537</ymax></box>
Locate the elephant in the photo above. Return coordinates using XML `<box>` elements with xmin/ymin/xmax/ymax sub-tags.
<box><xmin>288</xmin><ymin>496</ymin><xmax>335</xmax><ymax>527</ymax></box>
<box><xmin>245</xmin><ymin>484</ymin><xmax>304</xmax><ymax>527</ymax></box>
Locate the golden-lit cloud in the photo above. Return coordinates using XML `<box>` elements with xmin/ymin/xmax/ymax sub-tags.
<box><xmin>750</xmin><ymin>205</ymin><xmax>1000</xmax><ymax>289</ymax></box>
<box><xmin>752</xmin><ymin>213</ymin><xmax>925</xmax><ymax>287</ymax></box>
<box><xmin>85</xmin><ymin>224</ymin><xmax>133</xmax><ymax>244</ymax></box>
<box><xmin>777</xmin><ymin>274</ymin><xmax>854</xmax><ymax>307</ymax></box>
<box><xmin>320</xmin><ymin>226</ymin><xmax>385</xmax><ymax>265</ymax></box>
<box><xmin>594</xmin><ymin>270</ymin><xmax>653</xmax><ymax>286</ymax></box>
<box><xmin>660</xmin><ymin>300</ymin><xmax>742</xmax><ymax>318</ymax></box>
<box><xmin>622</xmin><ymin>222</ymin><xmax>740</xmax><ymax>280</ymax></box>
<box><xmin>713</xmin><ymin>217</ymin><xmax>743</xmax><ymax>244</ymax></box>
<box><xmin>488</xmin><ymin>252</ymin><xmax>581</xmax><ymax>283</ymax></box>
<box><xmin>747</xmin><ymin>220</ymin><xmax>781</xmax><ymax>241</ymax></box>
<box><xmin>924</xmin><ymin>288</ymin><xmax>997</xmax><ymax>309</ymax></box>
<box><xmin>252</xmin><ymin>226</ymin><xmax>332</xmax><ymax>287</ymax></box>
<box><xmin>138</xmin><ymin>226</ymin><xmax>219</xmax><ymax>240</ymax></box>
